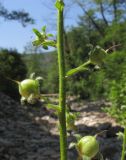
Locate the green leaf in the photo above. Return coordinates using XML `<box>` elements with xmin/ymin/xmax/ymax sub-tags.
<box><xmin>32</xmin><ymin>40</ymin><xmax>41</xmax><ymax>46</ymax></box>
<box><xmin>42</xmin><ymin>45</ymin><xmax>48</xmax><ymax>50</ymax></box>
<box><xmin>46</xmin><ymin>104</ymin><xmax>60</xmax><ymax>112</ymax></box>
<box><xmin>42</xmin><ymin>40</ymin><xmax>56</xmax><ymax>47</ymax></box>
<box><xmin>47</xmin><ymin>33</ymin><xmax>54</xmax><ymax>37</ymax></box>
<box><xmin>89</xmin><ymin>46</ymin><xmax>107</xmax><ymax>66</ymax></box>
<box><xmin>55</xmin><ymin>0</ymin><xmax>64</xmax><ymax>11</ymax></box>
<box><xmin>33</xmin><ymin>28</ymin><xmax>42</xmax><ymax>39</ymax></box>
<box><xmin>66</xmin><ymin>67</ymin><xmax>88</xmax><ymax>77</ymax></box>
<box><xmin>41</xmin><ymin>25</ymin><xmax>46</xmax><ymax>32</ymax></box>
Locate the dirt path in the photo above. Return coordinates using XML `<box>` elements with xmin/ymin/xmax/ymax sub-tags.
<box><xmin>0</xmin><ymin>93</ymin><xmax>123</xmax><ymax>160</ymax></box>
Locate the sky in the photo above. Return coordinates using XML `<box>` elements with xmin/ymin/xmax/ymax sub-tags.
<box><xmin>0</xmin><ymin>0</ymin><xmax>83</xmax><ymax>53</ymax></box>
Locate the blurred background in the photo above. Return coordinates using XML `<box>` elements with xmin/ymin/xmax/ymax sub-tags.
<box><xmin>0</xmin><ymin>0</ymin><xmax>126</xmax><ymax>104</ymax></box>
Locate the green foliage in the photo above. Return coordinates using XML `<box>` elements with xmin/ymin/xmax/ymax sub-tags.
<box><xmin>103</xmin><ymin>74</ymin><xmax>126</xmax><ymax>126</ymax></box>
<box><xmin>66</xmin><ymin>61</ymin><xmax>90</xmax><ymax>78</ymax></box>
<box><xmin>0</xmin><ymin>49</ymin><xmax>27</xmax><ymax>100</ymax></box>
<box><xmin>98</xmin><ymin>50</ymin><xmax>126</xmax><ymax>126</ymax></box>
<box><xmin>22</xmin><ymin>51</ymin><xmax>58</xmax><ymax>94</ymax></box>
<box><xmin>100</xmin><ymin>22</ymin><xmax>126</xmax><ymax>50</ymax></box>
<box><xmin>66</xmin><ymin>27</ymin><xmax>90</xmax><ymax>67</ymax></box>
<box><xmin>32</xmin><ymin>27</ymin><xmax>56</xmax><ymax>49</ymax></box>
<box><xmin>65</xmin><ymin>26</ymin><xmax>105</xmax><ymax>99</ymax></box>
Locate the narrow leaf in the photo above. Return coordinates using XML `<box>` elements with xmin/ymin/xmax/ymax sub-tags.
<box><xmin>66</xmin><ymin>67</ymin><xmax>88</xmax><ymax>77</ymax></box>
<box><xmin>42</xmin><ymin>45</ymin><xmax>48</xmax><ymax>50</ymax></box>
<box><xmin>68</xmin><ymin>142</ymin><xmax>76</xmax><ymax>149</ymax></box>
<box><xmin>33</xmin><ymin>28</ymin><xmax>42</xmax><ymax>39</ymax></box>
<box><xmin>47</xmin><ymin>33</ymin><xmax>54</xmax><ymax>37</ymax></box>
<box><xmin>29</xmin><ymin>72</ymin><xmax>36</xmax><ymax>79</ymax></box>
<box><xmin>32</xmin><ymin>40</ymin><xmax>41</xmax><ymax>46</ymax></box>
<box><xmin>46</xmin><ymin>104</ymin><xmax>60</xmax><ymax>112</ymax></box>
<box><xmin>41</xmin><ymin>25</ymin><xmax>46</xmax><ymax>32</ymax></box>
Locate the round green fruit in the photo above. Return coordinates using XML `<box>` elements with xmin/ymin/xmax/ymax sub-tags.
<box><xmin>77</xmin><ymin>136</ymin><xmax>99</xmax><ymax>158</ymax></box>
<box><xmin>19</xmin><ymin>79</ymin><xmax>39</xmax><ymax>98</ymax></box>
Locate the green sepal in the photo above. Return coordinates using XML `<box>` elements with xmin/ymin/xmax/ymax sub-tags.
<box><xmin>66</xmin><ymin>67</ymin><xmax>88</xmax><ymax>77</ymax></box>
<box><xmin>74</xmin><ymin>134</ymin><xmax>82</xmax><ymax>141</ymax></box>
<box><xmin>46</xmin><ymin>104</ymin><xmax>60</xmax><ymax>112</ymax></box>
<box><xmin>55</xmin><ymin>0</ymin><xmax>64</xmax><ymax>11</ymax></box>
<box><xmin>68</xmin><ymin>142</ymin><xmax>76</xmax><ymax>149</ymax></box>
<box><xmin>29</xmin><ymin>72</ymin><xmax>36</xmax><ymax>79</ymax></box>
<box><xmin>116</xmin><ymin>131</ymin><xmax>124</xmax><ymax>140</ymax></box>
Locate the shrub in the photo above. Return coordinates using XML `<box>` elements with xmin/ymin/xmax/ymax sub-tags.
<box><xmin>0</xmin><ymin>49</ymin><xmax>27</xmax><ymax>100</ymax></box>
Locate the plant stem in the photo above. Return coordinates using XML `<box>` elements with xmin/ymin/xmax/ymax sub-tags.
<box><xmin>121</xmin><ymin>127</ymin><xmax>126</xmax><ymax>160</ymax></box>
<box><xmin>57</xmin><ymin>1</ymin><xmax>67</xmax><ymax>160</ymax></box>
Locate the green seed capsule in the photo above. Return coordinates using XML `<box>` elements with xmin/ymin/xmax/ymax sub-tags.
<box><xmin>77</xmin><ymin>136</ymin><xmax>99</xmax><ymax>158</ymax></box>
<box><xmin>90</xmin><ymin>46</ymin><xmax>107</xmax><ymax>66</ymax></box>
<box><xmin>19</xmin><ymin>79</ymin><xmax>39</xmax><ymax>98</ymax></box>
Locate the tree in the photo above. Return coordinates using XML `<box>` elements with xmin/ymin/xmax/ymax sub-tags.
<box><xmin>0</xmin><ymin>2</ymin><xmax>34</xmax><ymax>26</ymax></box>
<box><xmin>75</xmin><ymin>0</ymin><xmax>126</xmax><ymax>39</ymax></box>
<box><xmin>0</xmin><ymin>49</ymin><xmax>27</xmax><ymax>100</ymax></box>
<box><xmin>63</xmin><ymin>0</ymin><xmax>126</xmax><ymax>99</ymax></box>
<box><xmin>22</xmin><ymin>50</ymin><xmax>58</xmax><ymax>94</ymax></box>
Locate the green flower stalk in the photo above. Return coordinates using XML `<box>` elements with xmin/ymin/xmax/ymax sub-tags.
<box><xmin>56</xmin><ymin>0</ymin><xmax>67</xmax><ymax>160</ymax></box>
<box><xmin>121</xmin><ymin>127</ymin><xmax>126</xmax><ymax>160</ymax></box>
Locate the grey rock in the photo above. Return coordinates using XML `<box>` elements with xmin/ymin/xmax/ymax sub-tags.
<box><xmin>0</xmin><ymin>93</ymin><xmax>123</xmax><ymax>160</ymax></box>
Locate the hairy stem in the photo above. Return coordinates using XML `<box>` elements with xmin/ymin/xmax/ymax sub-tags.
<box><xmin>57</xmin><ymin>0</ymin><xmax>67</xmax><ymax>160</ymax></box>
<box><xmin>121</xmin><ymin>127</ymin><xmax>126</xmax><ymax>160</ymax></box>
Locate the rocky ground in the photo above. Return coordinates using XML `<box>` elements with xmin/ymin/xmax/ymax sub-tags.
<box><xmin>0</xmin><ymin>92</ymin><xmax>124</xmax><ymax>160</ymax></box>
